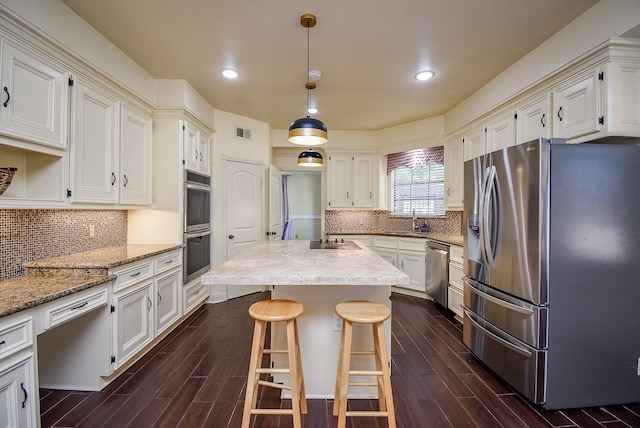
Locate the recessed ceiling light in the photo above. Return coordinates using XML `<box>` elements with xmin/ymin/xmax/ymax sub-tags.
<box><xmin>221</xmin><ymin>68</ymin><xmax>239</xmax><ymax>79</ymax></box>
<box><xmin>414</xmin><ymin>70</ymin><xmax>435</xmax><ymax>81</ymax></box>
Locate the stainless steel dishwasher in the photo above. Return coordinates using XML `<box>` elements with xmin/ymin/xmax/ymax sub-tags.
<box><xmin>425</xmin><ymin>240</ymin><xmax>449</xmax><ymax>307</ymax></box>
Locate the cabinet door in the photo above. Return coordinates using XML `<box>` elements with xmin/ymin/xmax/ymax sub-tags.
<box><xmin>352</xmin><ymin>155</ymin><xmax>375</xmax><ymax>208</ymax></box>
<box><xmin>155</xmin><ymin>270</ymin><xmax>181</xmax><ymax>336</ymax></box>
<box><xmin>486</xmin><ymin>112</ymin><xmax>516</xmax><ymax>152</ymax></box>
<box><xmin>373</xmin><ymin>247</ymin><xmax>396</xmax><ymax>267</ymax></box>
<box><xmin>444</xmin><ymin>136</ymin><xmax>463</xmax><ymax>210</ymax></box>
<box><xmin>327</xmin><ymin>154</ymin><xmax>352</xmax><ymax>208</ymax></box>
<box><xmin>183</xmin><ymin>122</ymin><xmax>200</xmax><ymax>172</ymax></box>
<box><xmin>0</xmin><ymin>36</ymin><xmax>69</xmax><ymax>149</ymax></box>
<box><xmin>607</xmin><ymin>61</ymin><xmax>640</xmax><ymax>134</ymax></box>
<box><xmin>70</xmin><ymin>78</ymin><xmax>119</xmax><ymax>203</ymax></box>
<box><xmin>552</xmin><ymin>70</ymin><xmax>601</xmax><ymax>140</ymax></box>
<box><xmin>198</xmin><ymin>132</ymin><xmax>211</xmax><ymax>176</ymax></box>
<box><xmin>463</xmin><ymin>127</ymin><xmax>485</xmax><ymax>161</ymax></box>
<box><xmin>0</xmin><ymin>353</ymin><xmax>38</xmax><ymax>428</ymax></box>
<box><xmin>398</xmin><ymin>250</ymin><xmax>425</xmax><ymax>292</ymax></box>
<box><xmin>120</xmin><ymin>104</ymin><xmax>152</xmax><ymax>205</ymax></box>
<box><xmin>516</xmin><ymin>95</ymin><xmax>551</xmax><ymax>144</ymax></box>
<box><xmin>113</xmin><ymin>281</ymin><xmax>153</xmax><ymax>369</ymax></box>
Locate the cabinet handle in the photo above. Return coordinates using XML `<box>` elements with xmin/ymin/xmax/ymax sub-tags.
<box><xmin>540</xmin><ymin>113</ymin><xmax>546</xmax><ymax>128</ymax></box>
<box><xmin>21</xmin><ymin>382</ymin><xmax>28</xmax><ymax>408</ymax></box>
<box><xmin>346</xmin><ymin>192</ymin><xmax>349</xmax><ymax>199</ymax></box>
<box><xmin>369</xmin><ymin>192</ymin><xmax>372</xmax><ymax>199</ymax></box>
<box><xmin>111</xmin><ymin>172</ymin><xmax>117</xmax><ymax>186</ymax></box>
<box><xmin>123</xmin><ymin>174</ymin><xmax>128</xmax><ymax>187</ymax></box>
<box><xmin>157</xmin><ymin>291</ymin><xmax>162</xmax><ymax>305</ymax></box>
<box><xmin>130</xmin><ymin>271</ymin><xmax>141</xmax><ymax>278</ymax></box>
<box><xmin>147</xmin><ymin>296</ymin><xmax>152</xmax><ymax>311</ymax></box>
<box><xmin>0</xmin><ymin>340</ymin><xmax>5</xmax><ymax>345</ymax></box>
<box><xmin>557</xmin><ymin>107</ymin><xmax>563</xmax><ymax>122</ymax></box>
<box><xmin>2</xmin><ymin>86</ymin><xmax>10</xmax><ymax>107</ymax></box>
<box><xmin>164</xmin><ymin>259</ymin><xmax>173</xmax><ymax>264</ymax></box>
<box><xmin>401</xmin><ymin>260</ymin><xmax>404</xmax><ymax>269</ymax></box>
<box><xmin>447</xmin><ymin>188</ymin><xmax>451</xmax><ymax>196</ymax></box>
<box><xmin>195</xmin><ymin>149</ymin><xmax>199</xmax><ymax>160</ymax></box>
<box><xmin>199</xmin><ymin>151</ymin><xmax>203</xmax><ymax>161</ymax></box>
<box><xmin>70</xmin><ymin>302</ymin><xmax>88</xmax><ymax>311</ymax></box>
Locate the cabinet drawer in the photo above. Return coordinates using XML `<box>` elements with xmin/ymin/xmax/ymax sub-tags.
<box><xmin>0</xmin><ymin>317</ymin><xmax>33</xmax><ymax>360</ymax></box>
<box><xmin>372</xmin><ymin>235</ymin><xmax>397</xmax><ymax>249</ymax></box>
<box><xmin>449</xmin><ymin>261</ymin><xmax>464</xmax><ymax>289</ymax></box>
<box><xmin>398</xmin><ymin>237</ymin><xmax>426</xmax><ymax>252</ymax></box>
<box><xmin>450</xmin><ymin>245</ymin><xmax>464</xmax><ymax>264</ymax></box>
<box><xmin>184</xmin><ymin>280</ymin><xmax>208</xmax><ymax>314</ymax></box>
<box><xmin>155</xmin><ymin>250</ymin><xmax>182</xmax><ymax>275</ymax></box>
<box><xmin>112</xmin><ymin>260</ymin><xmax>153</xmax><ymax>292</ymax></box>
<box><xmin>43</xmin><ymin>288</ymin><xmax>108</xmax><ymax>330</ymax></box>
<box><xmin>448</xmin><ymin>286</ymin><xmax>463</xmax><ymax>318</ymax></box>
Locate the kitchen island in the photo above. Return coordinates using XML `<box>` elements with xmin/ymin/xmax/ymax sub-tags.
<box><xmin>201</xmin><ymin>239</ymin><xmax>409</xmax><ymax>398</ymax></box>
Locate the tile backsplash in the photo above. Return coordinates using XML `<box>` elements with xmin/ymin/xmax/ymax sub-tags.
<box><xmin>0</xmin><ymin>209</ymin><xmax>127</xmax><ymax>280</ymax></box>
<box><xmin>325</xmin><ymin>210</ymin><xmax>462</xmax><ymax>235</ymax></box>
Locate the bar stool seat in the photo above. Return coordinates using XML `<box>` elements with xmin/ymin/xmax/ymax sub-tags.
<box><xmin>333</xmin><ymin>301</ymin><xmax>395</xmax><ymax>428</ymax></box>
<box><xmin>243</xmin><ymin>299</ymin><xmax>307</xmax><ymax>428</ymax></box>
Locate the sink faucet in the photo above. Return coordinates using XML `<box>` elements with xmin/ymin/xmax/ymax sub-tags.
<box><xmin>412</xmin><ymin>209</ymin><xmax>417</xmax><ymax>231</ymax></box>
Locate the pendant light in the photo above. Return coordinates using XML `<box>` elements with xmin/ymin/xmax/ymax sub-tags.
<box><xmin>297</xmin><ymin>148</ymin><xmax>323</xmax><ymax>167</ymax></box>
<box><xmin>288</xmin><ymin>13</ymin><xmax>328</xmax><ymax>147</ymax></box>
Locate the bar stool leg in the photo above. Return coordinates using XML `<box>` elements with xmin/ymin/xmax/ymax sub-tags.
<box><xmin>293</xmin><ymin>318</ymin><xmax>307</xmax><ymax>414</ymax></box>
<box><xmin>287</xmin><ymin>318</ymin><xmax>303</xmax><ymax>427</ymax></box>
<box><xmin>336</xmin><ymin>319</ymin><xmax>353</xmax><ymax>428</ymax></box>
<box><xmin>372</xmin><ymin>322</ymin><xmax>386</xmax><ymax>412</ymax></box>
<box><xmin>242</xmin><ymin>319</ymin><xmax>267</xmax><ymax>428</ymax></box>
<box><xmin>375</xmin><ymin>320</ymin><xmax>396</xmax><ymax>428</ymax></box>
<box><xmin>332</xmin><ymin>320</ymin><xmax>347</xmax><ymax>416</ymax></box>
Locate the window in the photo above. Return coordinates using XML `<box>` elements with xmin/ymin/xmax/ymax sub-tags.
<box><xmin>389</xmin><ymin>147</ymin><xmax>445</xmax><ymax>216</ymax></box>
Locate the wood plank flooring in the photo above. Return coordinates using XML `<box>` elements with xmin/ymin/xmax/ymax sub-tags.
<box><xmin>40</xmin><ymin>292</ymin><xmax>640</xmax><ymax>427</ymax></box>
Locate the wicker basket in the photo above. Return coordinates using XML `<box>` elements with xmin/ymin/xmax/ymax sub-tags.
<box><xmin>0</xmin><ymin>167</ymin><xmax>17</xmax><ymax>195</ymax></box>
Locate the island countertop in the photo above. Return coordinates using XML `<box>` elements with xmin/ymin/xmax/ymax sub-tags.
<box><xmin>201</xmin><ymin>240</ymin><xmax>409</xmax><ymax>286</ymax></box>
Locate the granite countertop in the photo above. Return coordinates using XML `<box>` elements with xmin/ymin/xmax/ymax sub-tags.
<box><xmin>328</xmin><ymin>231</ymin><xmax>464</xmax><ymax>246</ymax></box>
<box><xmin>202</xmin><ymin>240</ymin><xmax>409</xmax><ymax>287</ymax></box>
<box><xmin>1</xmin><ymin>244</ymin><xmax>183</xmax><ymax>318</ymax></box>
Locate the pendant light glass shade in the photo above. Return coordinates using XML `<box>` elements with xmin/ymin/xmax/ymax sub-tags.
<box><xmin>289</xmin><ymin>13</ymin><xmax>328</xmax><ymax>147</ymax></box>
<box><xmin>297</xmin><ymin>149</ymin><xmax>323</xmax><ymax>167</ymax></box>
<box><xmin>288</xmin><ymin>116</ymin><xmax>328</xmax><ymax>146</ymax></box>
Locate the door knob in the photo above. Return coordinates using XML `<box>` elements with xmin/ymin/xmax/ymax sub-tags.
<box><xmin>228</xmin><ymin>234</ymin><xmax>235</xmax><ymax>239</ymax></box>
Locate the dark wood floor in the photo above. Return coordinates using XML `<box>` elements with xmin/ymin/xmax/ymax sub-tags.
<box><xmin>40</xmin><ymin>292</ymin><xmax>640</xmax><ymax>427</ymax></box>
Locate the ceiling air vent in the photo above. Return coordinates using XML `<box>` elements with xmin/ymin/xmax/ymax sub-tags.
<box><xmin>235</xmin><ymin>126</ymin><xmax>252</xmax><ymax>140</ymax></box>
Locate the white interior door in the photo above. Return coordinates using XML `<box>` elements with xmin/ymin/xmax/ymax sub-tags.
<box><xmin>268</xmin><ymin>164</ymin><xmax>283</xmax><ymax>240</ymax></box>
<box><xmin>224</xmin><ymin>159</ymin><xmax>264</xmax><ymax>298</ymax></box>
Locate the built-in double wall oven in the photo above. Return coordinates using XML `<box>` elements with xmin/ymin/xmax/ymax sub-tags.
<box><xmin>184</xmin><ymin>170</ymin><xmax>211</xmax><ymax>283</ymax></box>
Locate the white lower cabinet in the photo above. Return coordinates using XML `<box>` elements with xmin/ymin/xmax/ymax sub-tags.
<box><xmin>0</xmin><ymin>353</ymin><xmax>38</xmax><ymax>428</ymax></box>
<box><xmin>112</xmin><ymin>280</ymin><xmax>154</xmax><ymax>370</ymax></box>
<box><xmin>183</xmin><ymin>278</ymin><xmax>208</xmax><ymax>315</ymax></box>
<box><xmin>155</xmin><ymin>270</ymin><xmax>181</xmax><ymax>336</ymax></box>
<box><xmin>373</xmin><ymin>236</ymin><xmax>426</xmax><ymax>294</ymax></box>
<box><xmin>448</xmin><ymin>245</ymin><xmax>464</xmax><ymax>318</ymax></box>
<box><xmin>0</xmin><ymin>315</ymin><xmax>37</xmax><ymax>428</ymax></box>
<box><xmin>109</xmin><ymin>249</ymin><xmax>184</xmax><ymax>372</ymax></box>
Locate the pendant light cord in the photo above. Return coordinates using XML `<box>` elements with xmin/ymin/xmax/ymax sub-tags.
<box><xmin>306</xmin><ymin>23</ymin><xmax>311</xmax><ymax>115</ymax></box>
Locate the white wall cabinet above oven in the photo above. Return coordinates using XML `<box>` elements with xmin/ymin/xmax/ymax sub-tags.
<box><xmin>183</xmin><ymin>120</ymin><xmax>211</xmax><ymax>176</ymax></box>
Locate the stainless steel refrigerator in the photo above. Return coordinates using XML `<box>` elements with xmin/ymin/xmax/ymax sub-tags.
<box><xmin>462</xmin><ymin>137</ymin><xmax>640</xmax><ymax>409</ymax></box>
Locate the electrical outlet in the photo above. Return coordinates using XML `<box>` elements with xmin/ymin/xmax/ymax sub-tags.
<box><xmin>333</xmin><ymin>313</ymin><xmax>343</xmax><ymax>332</ymax></box>
<box><xmin>89</xmin><ymin>225</ymin><xmax>95</xmax><ymax>238</ymax></box>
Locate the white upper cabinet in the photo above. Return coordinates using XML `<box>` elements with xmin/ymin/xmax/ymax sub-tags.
<box><xmin>516</xmin><ymin>95</ymin><xmax>551</xmax><ymax>145</ymax></box>
<box><xmin>463</xmin><ymin>126</ymin><xmax>485</xmax><ymax>162</ymax></box>
<box><xmin>120</xmin><ymin>104</ymin><xmax>152</xmax><ymax>205</ymax></box>
<box><xmin>444</xmin><ymin>135</ymin><xmax>463</xmax><ymax>210</ymax></box>
<box><xmin>605</xmin><ymin>61</ymin><xmax>640</xmax><ymax>135</ymax></box>
<box><xmin>69</xmin><ymin>77</ymin><xmax>120</xmax><ymax>204</ymax></box>
<box><xmin>552</xmin><ymin>68</ymin><xmax>602</xmax><ymax>141</ymax></box>
<box><xmin>486</xmin><ymin>111</ymin><xmax>516</xmax><ymax>152</ymax></box>
<box><xmin>0</xmin><ymin>35</ymin><xmax>70</xmax><ymax>150</ymax></box>
<box><xmin>327</xmin><ymin>153</ymin><xmax>375</xmax><ymax>209</ymax></box>
<box><xmin>183</xmin><ymin>121</ymin><xmax>211</xmax><ymax>176</ymax></box>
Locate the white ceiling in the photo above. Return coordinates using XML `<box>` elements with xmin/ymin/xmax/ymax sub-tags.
<box><xmin>60</xmin><ymin>0</ymin><xmax>601</xmax><ymax>131</ymax></box>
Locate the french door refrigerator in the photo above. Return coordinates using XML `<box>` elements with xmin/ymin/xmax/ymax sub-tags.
<box><xmin>462</xmin><ymin>137</ymin><xmax>640</xmax><ymax>409</ymax></box>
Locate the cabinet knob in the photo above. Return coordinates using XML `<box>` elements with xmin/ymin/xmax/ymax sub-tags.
<box><xmin>228</xmin><ymin>234</ymin><xmax>235</xmax><ymax>239</ymax></box>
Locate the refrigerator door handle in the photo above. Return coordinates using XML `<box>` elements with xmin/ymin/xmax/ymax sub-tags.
<box><xmin>464</xmin><ymin>277</ymin><xmax>534</xmax><ymax>316</ymax></box>
<box><xmin>481</xmin><ymin>165</ymin><xmax>497</xmax><ymax>268</ymax></box>
<box><xmin>463</xmin><ymin>307</ymin><xmax>532</xmax><ymax>358</ymax></box>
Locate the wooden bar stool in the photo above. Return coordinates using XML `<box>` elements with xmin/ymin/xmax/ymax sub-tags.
<box><xmin>333</xmin><ymin>301</ymin><xmax>396</xmax><ymax>428</ymax></box>
<box><xmin>242</xmin><ymin>299</ymin><xmax>307</xmax><ymax>428</ymax></box>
